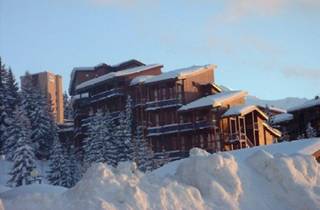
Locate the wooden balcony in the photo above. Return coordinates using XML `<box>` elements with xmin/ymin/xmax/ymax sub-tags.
<box><xmin>90</xmin><ymin>88</ymin><xmax>124</xmax><ymax>103</ymax></box>
<box><xmin>147</xmin><ymin>121</ymin><xmax>214</xmax><ymax>136</ymax></box>
<box><xmin>145</xmin><ymin>98</ymin><xmax>182</xmax><ymax>111</ymax></box>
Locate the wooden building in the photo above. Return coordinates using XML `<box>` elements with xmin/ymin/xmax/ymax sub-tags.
<box><xmin>70</xmin><ymin>61</ymin><xmax>281</xmax><ymax>160</ymax></box>
<box><xmin>271</xmin><ymin>96</ymin><xmax>320</xmax><ymax>140</ymax></box>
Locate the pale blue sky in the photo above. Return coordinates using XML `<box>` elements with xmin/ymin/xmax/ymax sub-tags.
<box><xmin>1</xmin><ymin>0</ymin><xmax>319</xmax><ymax>99</ymax></box>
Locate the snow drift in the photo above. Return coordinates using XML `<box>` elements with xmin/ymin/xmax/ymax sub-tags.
<box><xmin>1</xmin><ymin>148</ymin><xmax>320</xmax><ymax>210</ymax></box>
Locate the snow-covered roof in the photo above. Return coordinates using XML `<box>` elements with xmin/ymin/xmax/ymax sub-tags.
<box><xmin>178</xmin><ymin>90</ymin><xmax>247</xmax><ymax>111</ymax></box>
<box><xmin>130</xmin><ymin>75</ymin><xmax>156</xmax><ymax>86</ymax></box>
<box><xmin>144</xmin><ymin>64</ymin><xmax>216</xmax><ymax>84</ymax></box>
<box><xmin>76</xmin><ymin>64</ymin><xmax>162</xmax><ymax>91</ymax></box>
<box><xmin>222</xmin><ymin>105</ymin><xmax>268</xmax><ymax>119</ymax></box>
<box><xmin>288</xmin><ymin>97</ymin><xmax>320</xmax><ymax>112</ymax></box>
<box><xmin>262</xmin><ymin>122</ymin><xmax>282</xmax><ymax>137</ymax></box>
<box><xmin>270</xmin><ymin>113</ymin><xmax>294</xmax><ymax>124</ymax></box>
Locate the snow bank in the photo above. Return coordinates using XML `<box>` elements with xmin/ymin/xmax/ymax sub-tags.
<box><xmin>1</xmin><ymin>146</ymin><xmax>320</xmax><ymax>210</ymax></box>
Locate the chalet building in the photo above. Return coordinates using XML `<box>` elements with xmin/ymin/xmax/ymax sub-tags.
<box><xmin>70</xmin><ymin>60</ymin><xmax>281</xmax><ymax>160</ymax></box>
<box><xmin>271</xmin><ymin>96</ymin><xmax>320</xmax><ymax>140</ymax></box>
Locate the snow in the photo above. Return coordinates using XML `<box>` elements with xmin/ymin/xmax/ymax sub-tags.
<box><xmin>0</xmin><ymin>186</ymin><xmax>10</xmax><ymax>194</ymax></box>
<box><xmin>76</xmin><ymin>64</ymin><xmax>162</xmax><ymax>91</ymax></box>
<box><xmin>1</xmin><ymin>139</ymin><xmax>320</xmax><ymax>210</ymax></box>
<box><xmin>130</xmin><ymin>75</ymin><xmax>155</xmax><ymax>86</ymax></box>
<box><xmin>179</xmin><ymin>90</ymin><xmax>247</xmax><ymax>111</ymax></box>
<box><xmin>143</xmin><ymin>64</ymin><xmax>215</xmax><ymax>84</ymax></box>
<box><xmin>222</xmin><ymin>104</ymin><xmax>268</xmax><ymax>119</ymax></box>
<box><xmin>245</xmin><ymin>95</ymin><xmax>308</xmax><ymax>110</ymax></box>
<box><xmin>288</xmin><ymin>97</ymin><xmax>320</xmax><ymax>112</ymax></box>
<box><xmin>0</xmin><ymin>184</ymin><xmax>66</xmax><ymax>200</ymax></box>
<box><xmin>270</xmin><ymin>113</ymin><xmax>294</xmax><ymax>124</ymax></box>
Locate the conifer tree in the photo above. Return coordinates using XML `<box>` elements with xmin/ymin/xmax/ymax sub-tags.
<box><xmin>0</xmin><ymin>58</ymin><xmax>9</xmax><ymax>155</ymax></box>
<box><xmin>83</xmin><ymin>110</ymin><xmax>105</xmax><ymax>170</ymax></box>
<box><xmin>7</xmin><ymin>107</ymin><xmax>38</xmax><ymax>187</ymax></box>
<box><xmin>116</xmin><ymin>96</ymin><xmax>134</xmax><ymax>162</ymax></box>
<box><xmin>63</xmin><ymin>92</ymin><xmax>73</xmax><ymax>120</ymax></box>
<box><xmin>103</xmin><ymin>112</ymin><xmax>119</xmax><ymax>167</ymax></box>
<box><xmin>306</xmin><ymin>122</ymin><xmax>317</xmax><ymax>138</ymax></box>
<box><xmin>135</xmin><ymin>126</ymin><xmax>154</xmax><ymax>172</ymax></box>
<box><xmin>47</xmin><ymin>135</ymin><xmax>70</xmax><ymax>187</ymax></box>
<box><xmin>67</xmin><ymin>146</ymin><xmax>82</xmax><ymax>187</ymax></box>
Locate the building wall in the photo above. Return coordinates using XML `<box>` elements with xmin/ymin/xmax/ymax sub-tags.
<box><xmin>21</xmin><ymin>72</ymin><xmax>64</xmax><ymax>124</ymax></box>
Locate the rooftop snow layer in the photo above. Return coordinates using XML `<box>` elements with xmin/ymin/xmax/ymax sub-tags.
<box><xmin>143</xmin><ymin>64</ymin><xmax>216</xmax><ymax>84</ymax></box>
<box><xmin>76</xmin><ymin>64</ymin><xmax>162</xmax><ymax>91</ymax></box>
<box><xmin>178</xmin><ymin>90</ymin><xmax>247</xmax><ymax>111</ymax></box>
<box><xmin>222</xmin><ymin>104</ymin><xmax>268</xmax><ymax>119</ymax></box>
<box><xmin>288</xmin><ymin>97</ymin><xmax>320</xmax><ymax>112</ymax></box>
<box><xmin>270</xmin><ymin>113</ymin><xmax>294</xmax><ymax>124</ymax></box>
<box><xmin>130</xmin><ymin>75</ymin><xmax>156</xmax><ymax>86</ymax></box>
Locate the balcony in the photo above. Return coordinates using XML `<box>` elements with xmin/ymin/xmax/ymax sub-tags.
<box><xmin>90</xmin><ymin>88</ymin><xmax>124</xmax><ymax>103</ymax></box>
<box><xmin>147</xmin><ymin>121</ymin><xmax>214</xmax><ymax>137</ymax></box>
<box><xmin>145</xmin><ymin>98</ymin><xmax>182</xmax><ymax>111</ymax></box>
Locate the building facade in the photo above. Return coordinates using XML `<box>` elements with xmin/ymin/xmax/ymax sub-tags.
<box><xmin>70</xmin><ymin>60</ymin><xmax>281</xmax><ymax>160</ymax></box>
<box><xmin>271</xmin><ymin>97</ymin><xmax>320</xmax><ymax>140</ymax></box>
<box><xmin>21</xmin><ymin>71</ymin><xmax>64</xmax><ymax>124</ymax></box>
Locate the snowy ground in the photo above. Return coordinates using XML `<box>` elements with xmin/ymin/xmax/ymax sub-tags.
<box><xmin>1</xmin><ymin>139</ymin><xmax>320</xmax><ymax>210</ymax></box>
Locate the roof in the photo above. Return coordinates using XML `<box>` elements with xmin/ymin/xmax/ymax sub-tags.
<box><xmin>130</xmin><ymin>75</ymin><xmax>156</xmax><ymax>86</ymax></box>
<box><xmin>270</xmin><ymin>113</ymin><xmax>294</xmax><ymax>124</ymax></box>
<box><xmin>76</xmin><ymin>64</ymin><xmax>162</xmax><ymax>91</ymax></box>
<box><xmin>288</xmin><ymin>97</ymin><xmax>320</xmax><ymax>112</ymax></box>
<box><xmin>262</xmin><ymin>122</ymin><xmax>282</xmax><ymax>137</ymax></box>
<box><xmin>178</xmin><ymin>90</ymin><xmax>247</xmax><ymax>112</ymax></box>
<box><xmin>143</xmin><ymin>64</ymin><xmax>216</xmax><ymax>84</ymax></box>
<box><xmin>222</xmin><ymin>105</ymin><xmax>268</xmax><ymax>119</ymax></box>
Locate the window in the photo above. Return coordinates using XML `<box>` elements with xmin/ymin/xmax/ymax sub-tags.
<box><xmin>154</xmin><ymin>89</ymin><xmax>158</xmax><ymax>101</ymax></box>
<box><xmin>181</xmin><ymin>136</ymin><xmax>185</xmax><ymax>151</ymax></box>
<box><xmin>155</xmin><ymin>113</ymin><xmax>160</xmax><ymax>126</ymax></box>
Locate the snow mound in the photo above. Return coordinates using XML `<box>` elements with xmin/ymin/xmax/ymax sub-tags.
<box><xmin>1</xmin><ymin>148</ymin><xmax>320</xmax><ymax>210</ymax></box>
<box><xmin>0</xmin><ymin>186</ymin><xmax>10</xmax><ymax>194</ymax></box>
<box><xmin>247</xmin><ymin>151</ymin><xmax>320</xmax><ymax>210</ymax></box>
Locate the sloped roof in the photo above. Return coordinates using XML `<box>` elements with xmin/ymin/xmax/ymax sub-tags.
<box><xmin>178</xmin><ymin>90</ymin><xmax>247</xmax><ymax>111</ymax></box>
<box><xmin>130</xmin><ymin>75</ymin><xmax>156</xmax><ymax>86</ymax></box>
<box><xmin>222</xmin><ymin>105</ymin><xmax>268</xmax><ymax>119</ymax></box>
<box><xmin>144</xmin><ymin>64</ymin><xmax>216</xmax><ymax>84</ymax></box>
<box><xmin>288</xmin><ymin>97</ymin><xmax>320</xmax><ymax>112</ymax></box>
<box><xmin>262</xmin><ymin>122</ymin><xmax>282</xmax><ymax>137</ymax></box>
<box><xmin>76</xmin><ymin>64</ymin><xmax>162</xmax><ymax>91</ymax></box>
<box><xmin>270</xmin><ymin>113</ymin><xmax>294</xmax><ymax>124</ymax></box>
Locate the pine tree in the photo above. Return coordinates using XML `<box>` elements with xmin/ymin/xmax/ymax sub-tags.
<box><xmin>20</xmin><ymin>72</ymin><xmax>55</xmax><ymax>159</ymax></box>
<box><xmin>103</xmin><ymin>112</ymin><xmax>118</xmax><ymax>167</ymax></box>
<box><xmin>135</xmin><ymin>126</ymin><xmax>154</xmax><ymax>172</ymax></box>
<box><xmin>47</xmin><ymin>136</ymin><xmax>70</xmax><ymax>187</ymax></box>
<box><xmin>7</xmin><ymin>108</ymin><xmax>38</xmax><ymax>187</ymax></box>
<box><xmin>0</xmin><ymin>58</ymin><xmax>9</xmax><ymax>155</ymax></box>
<box><xmin>83</xmin><ymin>110</ymin><xmax>105</xmax><ymax>170</ymax></box>
<box><xmin>63</xmin><ymin>92</ymin><xmax>73</xmax><ymax>120</ymax></box>
<box><xmin>6</xmin><ymin>68</ymin><xmax>19</xmax><ymax>114</ymax></box>
<box><xmin>66</xmin><ymin>146</ymin><xmax>82</xmax><ymax>187</ymax></box>
<box><xmin>306</xmin><ymin>122</ymin><xmax>317</xmax><ymax>138</ymax></box>
<box><xmin>116</xmin><ymin>96</ymin><xmax>134</xmax><ymax>163</ymax></box>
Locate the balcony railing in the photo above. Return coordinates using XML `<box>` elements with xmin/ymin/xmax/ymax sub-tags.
<box><xmin>147</xmin><ymin>121</ymin><xmax>214</xmax><ymax>136</ymax></box>
<box><xmin>145</xmin><ymin>98</ymin><xmax>182</xmax><ymax>111</ymax></box>
<box><xmin>90</xmin><ymin>88</ymin><xmax>123</xmax><ymax>103</ymax></box>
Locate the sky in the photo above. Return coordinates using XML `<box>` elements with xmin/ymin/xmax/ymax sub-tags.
<box><xmin>0</xmin><ymin>0</ymin><xmax>319</xmax><ymax>99</ymax></box>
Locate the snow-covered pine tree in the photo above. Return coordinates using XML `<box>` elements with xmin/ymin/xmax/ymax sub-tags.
<box><xmin>83</xmin><ymin>110</ymin><xmax>105</xmax><ymax>170</ymax></box>
<box><xmin>5</xmin><ymin>67</ymin><xmax>19</xmax><ymax>114</ymax></box>
<box><xmin>7</xmin><ymin>107</ymin><xmax>38</xmax><ymax>187</ymax></box>
<box><xmin>0</xmin><ymin>58</ymin><xmax>9</xmax><ymax>155</ymax></box>
<box><xmin>47</xmin><ymin>135</ymin><xmax>70</xmax><ymax>187</ymax></box>
<box><xmin>66</xmin><ymin>145</ymin><xmax>82</xmax><ymax>187</ymax></box>
<box><xmin>63</xmin><ymin>92</ymin><xmax>73</xmax><ymax>120</ymax></box>
<box><xmin>117</xmin><ymin>96</ymin><xmax>135</xmax><ymax>163</ymax></box>
<box><xmin>4</xmin><ymin>106</ymin><xmax>23</xmax><ymax>160</ymax></box>
<box><xmin>135</xmin><ymin>126</ymin><xmax>154</xmax><ymax>172</ymax></box>
<box><xmin>306</xmin><ymin>122</ymin><xmax>317</xmax><ymax>138</ymax></box>
<box><xmin>103</xmin><ymin>112</ymin><xmax>118</xmax><ymax>167</ymax></box>
<box><xmin>20</xmin><ymin>72</ymin><xmax>55</xmax><ymax>159</ymax></box>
